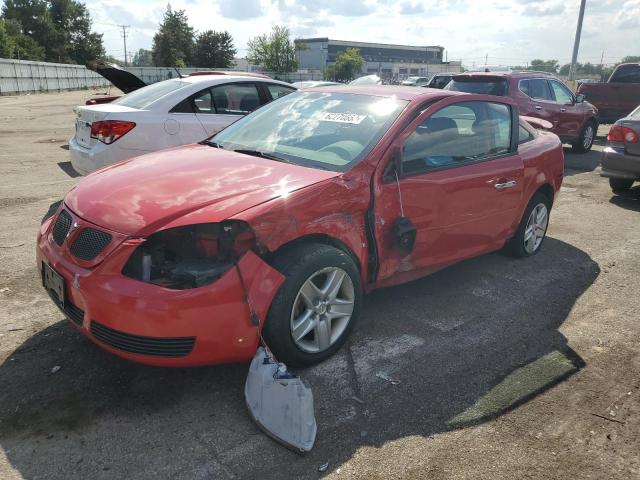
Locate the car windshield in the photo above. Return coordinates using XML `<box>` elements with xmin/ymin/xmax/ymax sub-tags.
<box><xmin>112</xmin><ymin>79</ymin><xmax>190</xmax><ymax>109</ymax></box>
<box><xmin>211</xmin><ymin>91</ymin><xmax>408</xmax><ymax>172</ymax></box>
<box><xmin>445</xmin><ymin>78</ymin><xmax>508</xmax><ymax>96</ymax></box>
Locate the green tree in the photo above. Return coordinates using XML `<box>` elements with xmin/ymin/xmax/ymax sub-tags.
<box><xmin>621</xmin><ymin>56</ymin><xmax>640</xmax><ymax>63</ymax></box>
<box><xmin>247</xmin><ymin>25</ymin><xmax>297</xmax><ymax>74</ymax></box>
<box><xmin>2</xmin><ymin>0</ymin><xmax>103</xmax><ymax>63</ymax></box>
<box><xmin>47</xmin><ymin>0</ymin><xmax>104</xmax><ymax>64</ymax></box>
<box><xmin>193</xmin><ymin>30</ymin><xmax>236</xmax><ymax>68</ymax></box>
<box><xmin>152</xmin><ymin>4</ymin><xmax>194</xmax><ymax>67</ymax></box>
<box><xmin>132</xmin><ymin>48</ymin><xmax>153</xmax><ymax>67</ymax></box>
<box><xmin>0</xmin><ymin>17</ymin><xmax>45</xmax><ymax>60</ymax></box>
<box><xmin>529</xmin><ymin>59</ymin><xmax>559</xmax><ymax>73</ymax></box>
<box><xmin>330</xmin><ymin>48</ymin><xmax>365</xmax><ymax>81</ymax></box>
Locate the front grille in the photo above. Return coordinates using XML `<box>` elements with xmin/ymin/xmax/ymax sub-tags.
<box><xmin>46</xmin><ymin>289</ymin><xmax>84</xmax><ymax>326</ymax></box>
<box><xmin>90</xmin><ymin>321</ymin><xmax>195</xmax><ymax>357</ymax></box>
<box><xmin>52</xmin><ymin>210</ymin><xmax>72</xmax><ymax>246</ymax></box>
<box><xmin>70</xmin><ymin>228</ymin><xmax>112</xmax><ymax>260</ymax></box>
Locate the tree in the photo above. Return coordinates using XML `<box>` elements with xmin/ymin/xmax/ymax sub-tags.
<box><xmin>0</xmin><ymin>17</ymin><xmax>45</xmax><ymax>60</ymax></box>
<box><xmin>132</xmin><ymin>48</ymin><xmax>153</xmax><ymax>67</ymax></box>
<box><xmin>529</xmin><ymin>59</ymin><xmax>559</xmax><ymax>73</ymax></box>
<box><xmin>152</xmin><ymin>4</ymin><xmax>194</xmax><ymax>67</ymax></box>
<box><xmin>328</xmin><ymin>48</ymin><xmax>365</xmax><ymax>81</ymax></box>
<box><xmin>1</xmin><ymin>0</ymin><xmax>104</xmax><ymax>63</ymax></box>
<box><xmin>247</xmin><ymin>25</ymin><xmax>297</xmax><ymax>74</ymax></box>
<box><xmin>621</xmin><ymin>56</ymin><xmax>640</xmax><ymax>63</ymax></box>
<box><xmin>193</xmin><ymin>30</ymin><xmax>236</xmax><ymax>68</ymax></box>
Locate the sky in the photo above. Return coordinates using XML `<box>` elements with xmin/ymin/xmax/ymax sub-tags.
<box><xmin>84</xmin><ymin>0</ymin><xmax>640</xmax><ymax>67</ymax></box>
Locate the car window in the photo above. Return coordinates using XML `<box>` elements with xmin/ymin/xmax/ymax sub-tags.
<box><xmin>518</xmin><ymin>124</ymin><xmax>534</xmax><ymax>144</ymax></box>
<box><xmin>525</xmin><ymin>79</ymin><xmax>553</xmax><ymax>101</ymax></box>
<box><xmin>549</xmin><ymin>80</ymin><xmax>574</xmax><ymax>104</ymax></box>
<box><xmin>112</xmin><ymin>79</ymin><xmax>190</xmax><ymax>110</ymax></box>
<box><xmin>430</xmin><ymin>76</ymin><xmax>451</xmax><ymax>88</ymax></box>
<box><xmin>211</xmin><ymin>83</ymin><xmax>261</xmax><ymax>115</ymax></box>
<box><xmin>610</xmin><ymin>65</ymin><xmax>640</xmax><ymax>83</ymax></box>
<box><xmin>445</xmin><ymin>78</ymin><xmax>508</xmax><ymax>96</ymax></box>
<box><xmin>266</xmin><ymin>83</ymin><xmax>295</xmax><ymax>100</ymax></box>
<box><xmin>192</xmin><ymin>88</ymin><xmax>214</xmax><ymax>113</ymax></box>
<box><xmin>212</xmin><ymin>91</ymin><xmax>408</xmax><ymax>172</ymax></box>
<box><xmin>402</xmin><ymin>101</ymin><xmax>512</xmax><ymax>174</ymax></box>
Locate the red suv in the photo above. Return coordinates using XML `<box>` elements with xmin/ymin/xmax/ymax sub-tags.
<box><xmin>445</xmin><ymin>71</ymin><xmax>598</xmax><ymax>153</ymax></box>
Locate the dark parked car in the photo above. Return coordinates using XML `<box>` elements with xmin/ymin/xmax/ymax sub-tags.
<box><xmin>426</xmin><ymin>73</ymin><xmax>455</xmax><ymax>89</ymax></box>
<box><xmin>445</xmin><ymin>71</ymin><xmax>599</xmax><ymax>153</ymax></box>
<box><xmin>601</xmin><ymin>104</ymin><xmax>640</xmax><ymax>193</ymax></box>
<box><xmin>577</xmin><ymin>63</ymin><xmax>640</xmax><ymax>124</ymax></box>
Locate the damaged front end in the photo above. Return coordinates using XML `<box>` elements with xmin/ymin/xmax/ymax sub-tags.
<box><xmin>122</xmin><ymin>221</ymin><xmax>257</xmax><ymax>290</ymax></box>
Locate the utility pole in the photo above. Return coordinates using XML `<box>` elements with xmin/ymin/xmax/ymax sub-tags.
<box><xmin>568</xmin><ymin>0</ymin><xmax>586</xmax><ymax>81</ymax></box>
<box><xmin>119</xmin><ymin>25</ymin><xmax>130</xmax><ymax>66</ymax></box>
<box><xmin>485</xmin><ymin>53</ymin><xmax>488</xmax><ymax>66</ymax></box>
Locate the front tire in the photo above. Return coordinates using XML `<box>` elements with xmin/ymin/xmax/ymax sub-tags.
<box><xmin>263</xmin><ymin>243</ymin><xmax>362</xmax><ymax>367</ymax></box>
<box><xmin>508</xmin><ymin>192</ymin><xmax>551</xmax><ymax>258</ymax></box>
<box><xmin>572</xmin><ymin>120</ymin><xmax>596</xmax><ymax>153</ymax></box>
<box><xmin>609</xmin><ymin>178</ymin><xmax>634</xmax><ymax>193</ymax></box>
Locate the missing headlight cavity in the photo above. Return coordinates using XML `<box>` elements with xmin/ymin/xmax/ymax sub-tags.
<box><xmin>123</xmin><ymin>221</ymin><xmax>256</xmax><ymax>290</ymax></box>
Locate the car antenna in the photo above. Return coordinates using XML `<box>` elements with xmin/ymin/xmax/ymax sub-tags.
<box><xmin>174</xmin><ymin>67</ymin><xmax>184</xmax><ymax>79</ymax></box>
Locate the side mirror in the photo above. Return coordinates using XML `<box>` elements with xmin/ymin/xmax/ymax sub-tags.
<box><xmin>575</xmin><ymin>94</ymin><xmax>585</xmax><ymax>103</ymax></box>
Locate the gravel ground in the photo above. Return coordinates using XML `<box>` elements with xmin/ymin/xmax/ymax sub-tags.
<box><xmin>0</xmin><ymin>90</ymin><xmax>638</xmax><ymax>480</ymax></box>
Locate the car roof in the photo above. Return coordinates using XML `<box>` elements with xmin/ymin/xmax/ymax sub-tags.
<box><xmin>180</xmin><ymin>74</ymin><xmax>290</xmax><ymax>85</ymax></box>
<box><xmin>310</xmin><ymin>84</ymin><xmax>466</xmax><ymax>101</ymax></box>
<box><xmin>455</xmin><ymin>71</ymin><xmax>558</xmax><ymax>79</ymax></box>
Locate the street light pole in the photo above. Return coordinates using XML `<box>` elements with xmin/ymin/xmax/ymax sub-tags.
<box><xmin>568</xmin><ymin>0</ymin><xmax>586</xmax><ymax>81</ymax></box>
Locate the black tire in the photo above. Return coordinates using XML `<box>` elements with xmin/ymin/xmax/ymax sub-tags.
<box><xmin>263</xmin><ymin>243</ymin><xmax>362</xmax><ymax>367</ymax></box>
<box><xmin>507</xmin><ymin>192</ymin><xmax>551</xmax><ymax>258</ymax></box>
<box><xmin>609</xmin><ymin>178</ymin><xmax>634</xmax><ymax>193</ymax></box>
<box><xmin>571</xmin><ymin>120</ymin><xmax>597</xmax><ymax>153</ymax></box>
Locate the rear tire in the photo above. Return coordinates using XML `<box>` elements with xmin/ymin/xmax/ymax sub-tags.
<box><xmin>572</xmin><ymin>120</ymin><xmax>596</xmax><ymax>153</ymax></box>
<box><xmin>609</xmin><ymin>178</ymin><xmax>634</xmax><ymax>193</ymax></box>
<box><xmin>507</xmin><ymin>192</ymin><xmax>551</xmax><ymax>258</ymax></box>
<box><xmin>263</xmin><ymin>243</ymin><xmax>362</xmax><ymax>367</ymax></box>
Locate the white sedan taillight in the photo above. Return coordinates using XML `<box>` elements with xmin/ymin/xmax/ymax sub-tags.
<box><xmin>90</xmin><ymin>120</ymin><xmax>136</xmax><ymax>144</ymax></box>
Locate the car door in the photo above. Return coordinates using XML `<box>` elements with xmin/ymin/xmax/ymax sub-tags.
<box><xmin>167</xmin><ymin>89</ymin><xmax>210</xmax><ymax>145</ymax></box>
<box><xmin>548</xmin><ymin>79</ymin><xmax>583</xmax><ymax>137</ymax></box>
<box><xmin>195</xmin><ymin>82</ymin><xmax>263</xmax><ymax>137</ymax></box>
<box><xmin>518</xmin><ymin>78</ymin><xmax>557</xmax><ymax>129</ymax></box>
<box><xmin>373</xmin><ymin>98</ymin><xmax>524</xmax><ymax>282</ymax></box>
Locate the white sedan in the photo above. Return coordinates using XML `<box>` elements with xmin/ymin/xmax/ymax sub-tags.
<box><xmin>70</xmin><ymin>73</ymin><xmax>296</xmax><ymax>175</ymax></box>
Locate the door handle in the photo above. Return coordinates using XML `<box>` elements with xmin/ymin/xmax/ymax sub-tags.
<box><xmin>535</xmin><ymin>105</ymin><xmax>542</xmax><ymax>110</ymax></box>
<box><xmin>495</xmin><ymin>180</ymin><xmax>517</xmax><ymax>190</ymax></box>
<box><xmin>560</xmin><ymin>108</ymin><xmax>567</xmax><ymax>112</ymax></box>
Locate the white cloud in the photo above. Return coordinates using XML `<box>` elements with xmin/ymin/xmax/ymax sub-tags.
<box><xmin>88</xmin><ymin>0</ymin><xmax>640</xmax><ymax>67</ymax></box>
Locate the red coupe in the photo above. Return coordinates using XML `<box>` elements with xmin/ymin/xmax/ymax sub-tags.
<box><xmin>38</xmin><ymin>86</ymin><xmax>564</xmax><ymax>367</ymax></box>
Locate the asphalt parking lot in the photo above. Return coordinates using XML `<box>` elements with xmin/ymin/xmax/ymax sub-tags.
<box><xmin>1</xmin><ymin>89</ymin><xmax>639</xmax><ymax>480</ymax></box>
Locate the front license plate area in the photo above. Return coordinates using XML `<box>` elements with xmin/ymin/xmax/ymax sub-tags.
<box><xmin>43</xmin><ymin>262</ymin><xmax>65</xmax><ymax>308</ymax></box>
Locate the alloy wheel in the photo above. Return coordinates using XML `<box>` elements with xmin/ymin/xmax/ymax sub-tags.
<box><xmin>583</xmin><ymin>124</ymin><xmax>594</xmax><ymax>149</ymax></box>
<box><xmin>523</xmin><ymin>203</ymin><xmax>549</xmax><ymax>254</ymax></box>
<box><xmin>289</xmin><ymin>267</ymin><xmax>355</xmax><ymax>353</ymax></box>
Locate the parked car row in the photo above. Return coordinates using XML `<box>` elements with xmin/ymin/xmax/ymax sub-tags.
<box><xmin>41</xmin><ymin>76</ymin><xmax>565</xmax><ymax>367</ymax></box>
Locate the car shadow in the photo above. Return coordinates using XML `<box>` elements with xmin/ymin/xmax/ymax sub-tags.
<box><xmin>609</xmin><ymin>187</ymin><xmax>640</xmax><ymax>211</ymax></box>
<box><xmin>0</xmin><ymin>238</ymin><xmax>599</xmax><ymax>479</ymax></box>
<box><xmin>562</xmin><ymin>146</ymin><xmax>601</xmax><ymax>177</ymax></box>
<box><xmin>57</xmin><ymin>161</ymin><xmax>81</xmax><ymax>178</ymax></box>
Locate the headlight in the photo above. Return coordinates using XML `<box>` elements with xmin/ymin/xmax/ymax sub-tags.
<box><xmin>122</xmin><ymin>221</ymin><xmax>256</xmax><ymax>290</ymax></box>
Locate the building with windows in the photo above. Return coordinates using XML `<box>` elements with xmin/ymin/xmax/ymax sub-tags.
<box><xmin>294</xmin><ymin>38</ymin><xmax>462</xmax><ymax>81</ymax></box>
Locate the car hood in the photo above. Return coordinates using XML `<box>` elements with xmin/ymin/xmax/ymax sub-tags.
<box><xmin>87</xmin><ymin>60</ymin><xmax>147</xmax><ymax>94</ymax></box>
<box><xmin>65</xmin><ymin>145</ymin><xmax>339</xmax><ymax>236</ymax></box>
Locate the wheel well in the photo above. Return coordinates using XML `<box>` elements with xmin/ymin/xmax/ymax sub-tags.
<box><xmin>586</xmin><ymin>116</ymin><xmax>598</xmax><ymax>128</ymax></box>
<box><xmin>267</xmin><ymin>234</ymin><xmax>362</xmax><ymax>272</ymax></box>
<box><xmin>536</xmin><ymin>183</ymin><xmax>555</xmax><ymax>205</ymax></box>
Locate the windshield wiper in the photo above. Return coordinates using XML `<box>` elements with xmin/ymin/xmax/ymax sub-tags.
<box><xmin>200</xmin><ymin>139</ymin><xmax>223</xmax><ymax>148</ymax></box>
<box><xmin>233</xmin><ymin>149</ymin><xmax>291</xmax><ymax>163</ymax></box>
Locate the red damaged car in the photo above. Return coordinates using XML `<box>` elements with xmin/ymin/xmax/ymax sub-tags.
<box><xmin>38</xmin><ymin>86</ymin><xmax>564</xmax><ymax>367</ymax></box>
